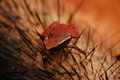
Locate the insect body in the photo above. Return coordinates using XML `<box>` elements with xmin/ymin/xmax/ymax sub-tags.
<box><xmin>42</xmin><ymin>22</ymin><xmax>79</xmax><ymax>49</ymax></box>
<box><xmin>42</xmin><ymin>22</ymin><xmax>85</xmax><ymax>54</ymax></box>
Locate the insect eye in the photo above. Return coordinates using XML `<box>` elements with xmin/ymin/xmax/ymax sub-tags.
<box><xmin>45</xmin><ymin>36</ymin><xmax>48</xmax><ymax>40</ymax></box>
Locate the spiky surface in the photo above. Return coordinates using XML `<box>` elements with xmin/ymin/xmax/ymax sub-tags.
<box><xmin>0</xmin><ymin>0</ymin><xmax>120</xmax><ymax>80</ymax></box>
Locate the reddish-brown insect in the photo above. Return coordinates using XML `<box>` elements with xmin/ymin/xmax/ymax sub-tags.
<box><xmin>42</xmin><ymin>22</ymin><xmax>85</xmax><ymax>54</ymax></box>
<box><xmin>42</xmin><ymin>22</ymin><xmax>79</xmax><ymax>49</ymax></box>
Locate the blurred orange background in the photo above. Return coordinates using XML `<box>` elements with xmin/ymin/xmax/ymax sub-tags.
<box><xmin>70</xmin><ymin>0</ymin><xmax>120</xmax><ymax>52</ymax></box>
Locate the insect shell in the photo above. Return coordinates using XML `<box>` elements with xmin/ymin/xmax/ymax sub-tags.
<box><xmin>41</xmin><ymin>22</ymin><xmax>80</xmax><ymax>49</ymax></box>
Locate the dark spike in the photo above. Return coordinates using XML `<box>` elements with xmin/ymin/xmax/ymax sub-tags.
<box><xmin>99</xmin><ymin>40</ymin><xmax>120</xmax><ymax>71</ymax></box>
<box><xmin>113</xmin><ymin>68</ymin><xmax>120</xmax><ymax>79</ymax></box>
<box><xmin>69</xmin><ymin>51</ymin><xmax>81</xmax><ymax>72</ymax></box>
<box><xmin>19</xmin><ymin>0</ymin><xmax>33</xmax><ymax>25</ymax></box>
<box><xmin>68</xmin><ymin>0</ymin><xmax>85</xmax><ymax>23</ymax></box>
<box><xmin>0</xmin><ymin>39</ymin><xmax>22</xmax><ymax>61</ymax></box>
<box><xmin>84</xmin><ymin>72</ymin><xmax>90</xmax><ymax>80</ymax></box>
<box><xmin>35</xmin><ymin>29</ymin><xmax>44</xmax><ymax>41</ymax></box>
<box><xmin>59</xmin><ymin>63</ymin><xmax>74</xmax><ymax>80</ymax></box>
<box><xmin>57</xmin><ymin>0</ymin><xmax>60</xmax><ymax>22</ymax></box>
<box><xmin>80</xmin><ymin>61</ymin><xmax>88</xmax><ymax>75</ymax></box>
<box><xmin>4</xmin><ymin>0</ymin><xmax>12</xmax><ymax>11</ymax></box>
<box><xmin>101</xmin><ymin>40</ymin><xmax>120</xmax><ymax>68</ymax></box>
<box><xmin>13</xmin><ymin>0</ymin><xmax>19</xmax><ymax>11</ymax></box>
<box><xmin>0</xmin><ymin>51</ymin><xmax>19</xmax><ymax>63</ymax></box>
<box><xmin>108</xmin><ymin>65</ymin><xmax>120</xmax><ymax>77</ymax></box>
<box><xmin>21</xmin><ymin>47</ymin><xmax>35</xmax><ymax>60</ymax></box>
<box><xmin>0</xmin><ymin>6</ymin><xmax>15</xmax><ymax>23</ymax></box>
<box><xmin>105</xmin><ymin>70</ymin><xmax>109</xmax><ymax>80</ymax></box>
<box><xmin>90</xmin><ymin>59</ymin><xmax>94</xmax><ymax>74</ymax></box>
<box><xmin>0</xmin><ymin>20</ymin><xmax>12</xmax><ymax>28</ymax></box>
<box><xmin>69</xmin><ymin>63</ymin><xmax>81</xmax><ymax>80</ymax></box>
<box><xmin>41</xmin><ymin>0</ymin><xmax>53</xmax><ymax>27</ymax></box>
<box><xmin>35</xmin><ymin>12</ymin><xmax>45</xmax><ymax>30</ymax></box>
<box><xmin>49</xmin><ymin>68</ymin><xmax>64</xmax><ymax>77</ymax></box>
<box><xmin>23</xmin><ymin>0</ymin><xmax>34</xmax><ymax>17</ymax></box>
<box><xmin>74</xmin><ymin>27</ymin><xmax>86</xmax><ymax>45</ymax></box>
<box><xmin>85</xmin><ymin>26</ymin><xmax>90</xmax><ymax>51</ymax></box>
<box><xmin>64</xmin><ymin>27</ymin><xmax>86</xmax><ymax>60</ymax></box>
<box><xmin>98</xmin><ymin>72</ymin><xmax>102</xmax><ymax>80</ymax></box>
<box><xmin>93</xmin><ymin>73</ymin><xmax>96</xmax><ymax>80</ymax></box>
<box><xmin>36</xmin><ymin>68</ymin><xmax>55</xmax><ymax>76</ymax></box>
<box><xmin>82</xmin><ymin>45</ymin><xmax>98</xmax><ymax>62</ymax></box>
<box><xmin>0</xmin><ymin>6</ymin><xmax>29</xmax><ymax>31</ymax></box>
<box><xmin>101</xmin><ymin>59</ymin><xmax>119</xmax><ymax>76</ymax></box>
<box><xmin>16</xmin><ymin>27</ymin><xmax>35</xmax><ymax>54</ymax></box>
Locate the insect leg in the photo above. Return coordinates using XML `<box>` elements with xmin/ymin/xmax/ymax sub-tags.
<box><xmin>67</xmin><ymin>45</ymin><xmax>86</xmax><ymax>55</ymax></box>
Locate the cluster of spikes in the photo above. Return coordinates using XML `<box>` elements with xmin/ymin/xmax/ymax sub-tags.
<box><xmin>0</xmin><ymin>0</ymin><xmax>120</xmax><ymax>80</ymax></box>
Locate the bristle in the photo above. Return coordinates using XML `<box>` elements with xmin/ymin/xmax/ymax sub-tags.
<box><xmin>57</xmin><ymin>0</ymin><xmax>60</xmax><ymax>22</ymax></box>
<box><xmin>67</xmin><ymin>0</ymin><xmax>85</xmax><ymax>23</ymax></box>
<box><xmin>59</xmin><ymin>63</ymin><xmax>74</xmax><ymax>80</ymax></box>
<box><xmin>35</xmin><ymin>12</ymin><xmax>45</xmax><ymax>30</ymax></box>
<box><xmin>0</xmin><ymin>0</ymin><xmax>120</xmax><ymax>80</ymax></box>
